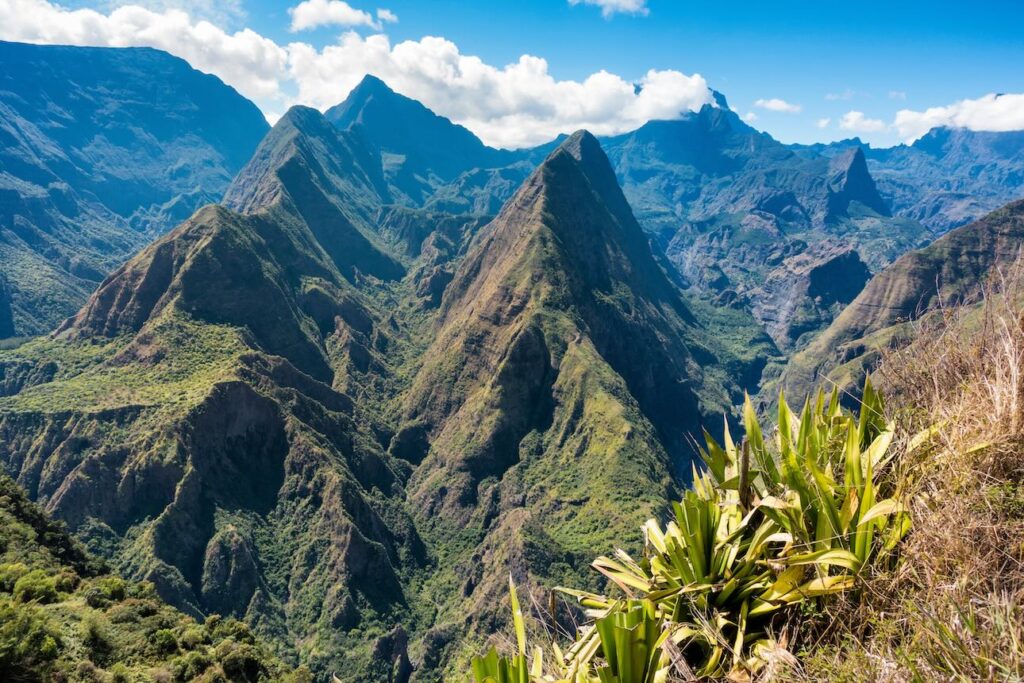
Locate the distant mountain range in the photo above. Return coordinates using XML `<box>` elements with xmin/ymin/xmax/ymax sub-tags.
<box><xmin>600</xmin><ymin>97</ymin><xmax>929</xmax><ymax>350</ymax></box>
<box><xmin>0</xmin><ymin>41</ymin><xmax>268</xmax><ymax>336</ymax></box>
<box><xmin>793</xmin><ymin>127</ymin><xmax>1024</xmax><ymax>232</ymax></box>
<box><xmin>1</xmin><ymin>40</ymin><xmax>1024</xmax><ymax>682</ymax></box>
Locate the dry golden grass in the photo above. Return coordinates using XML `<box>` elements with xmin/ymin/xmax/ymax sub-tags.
<box><xmin>794</xmin><ymin>265</ymin><xmax>1024</xmax><ymax>682</ymax></box>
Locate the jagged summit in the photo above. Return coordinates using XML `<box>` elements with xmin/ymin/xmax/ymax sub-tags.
<box><xmin>325</xmin><ymin>74</ymin><xmax>521</xmax><ymax>205</ymax></box>
<box><xmin>827</xmin><ymin>146</ymin><xmax>890</xmax><ymax>217</ymax></box>
<box><xmin>224</xmin><ymin>104</ymin><xmax>403</xmax><ymax>282</ymax></box>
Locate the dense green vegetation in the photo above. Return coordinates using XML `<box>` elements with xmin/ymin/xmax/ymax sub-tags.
<box><xmin>0</xmin><ymin>473</ymin><xmax>305</xmax><ymax>682</ymax></box>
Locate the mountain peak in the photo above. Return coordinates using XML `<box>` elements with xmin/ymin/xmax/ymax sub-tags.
<box><xmin>324</xmin><ymin>73</ymin><xmax>516</xmax><ymax>202</ymax></box>
<box><xmin>555</xmin><ymin>129</ymin><xmax>600</xmax><ymax>159</ymax></box>
<box><xmin>354</xmin><ymin>73</ymin><xmax>392</xmax><ymax>92</ymax></box>
<box><xmin>827</xmin><ymin>146</ymin><xmax>890</xmax><ymax>216</ymax></box>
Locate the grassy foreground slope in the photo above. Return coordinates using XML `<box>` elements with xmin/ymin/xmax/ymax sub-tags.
<box><xmin>796</xmin><ymin>268</ymin><xmax>1024</xmax><ymax>681</ymax></box>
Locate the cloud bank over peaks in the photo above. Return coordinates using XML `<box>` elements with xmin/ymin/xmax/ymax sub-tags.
<box><xmin>0</xmin><ymin>0</ymin><xmax>713</xmax><ymax>148</ymax></box>
<box><xmin>894</xmin><ymin>93</ymin><xmax>1024</xmax><ymax>142</ymax></box>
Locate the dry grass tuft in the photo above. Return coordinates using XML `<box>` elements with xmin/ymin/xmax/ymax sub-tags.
<box><xmin>797</xmin><ymin>265</ymin><xmax>1024</xmax><ymax>681</ymax></box>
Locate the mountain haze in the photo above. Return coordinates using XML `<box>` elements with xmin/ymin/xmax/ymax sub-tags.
<box><xmin>0</xmin><ymin>41</ymin><xmax>269</xmax><ymax>337</ymax></box>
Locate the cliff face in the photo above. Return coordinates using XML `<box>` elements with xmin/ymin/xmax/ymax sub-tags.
<box><xmin>777</xmin><ymin>199</ymin><xmax>1024</xmax><ymax>402</ymax></box>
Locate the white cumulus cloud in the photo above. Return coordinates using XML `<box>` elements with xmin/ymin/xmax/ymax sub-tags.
<box><xmin>0</xmin><ymin>0</ymin><xmax>714</xmax><ymax>149</ymax></box>
<box><xmin>893</xmin><ymin>93</ymin><xmax>1024</xmax><ymax>142</ymax></box>
<box><xmin>754</xmin><ymin>97</ymin><xmax>801</xmax><ymax>113</ymax></box>
<box><xmin>816</xmin><ymin>117</ymin><xmax>831</xmax><ymax>129</ymax></box>
<box><xmin>288</xmin><ymin>0</ymin><xmax>392</xmax><ymax>31</ymax></box>
<box><xmin>102</xmin><ymin>0</ymin><xmax>246</xmax><ymax>26</ymax></box>
<box><xmin>742</xmin><ymin>111</ymin><xmax>758</xmax><ymax>123</ymax></box>
<box><xmin>287</xmin><ymin>32</ymin><xmax>714</xmax><ymax>147</ymax></box>
<box><xmin>0</xmin><ymin>0</ymin><xmax>289</xmax><ymax>102</ymax></box>
<box><xmin>839</xmin><ymin>111</ymin><xmax>887</xmax><ymax>133</ymax></box>
<box><xmin>568</xmin><ymin>0</ymin><xmax>649</xmax><ymax>18</ymax></box>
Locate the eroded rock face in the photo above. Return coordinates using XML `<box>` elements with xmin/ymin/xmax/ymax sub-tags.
<box><xmin>753</xmin><ymin>245</ymin><xmax>872</xmax><ymax>350</ymax></box>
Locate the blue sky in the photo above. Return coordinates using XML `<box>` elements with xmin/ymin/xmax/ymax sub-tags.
<box><xmin>9</xmin><ymin>0</ymin><xmax>1024</xmax><ymax>147</ymax></box>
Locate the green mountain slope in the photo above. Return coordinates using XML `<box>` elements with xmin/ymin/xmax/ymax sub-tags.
<box><xmin>0</xmin><ymin>472</ymin><xmax>301</xmax><ymax>682</ymax></box>
<box><xmin>0</xmin><ymin>40</ymin><xmax>269</xmax><ymax>338</ymax></box>
<box><xmin>776</xmin><ymin>198</ymin><xmax>1024</xmax><ymax>402</ymax></box>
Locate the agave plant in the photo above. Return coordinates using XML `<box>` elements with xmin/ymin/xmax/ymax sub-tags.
<box><xmin>471</xmin><ymin>576</ymin><xmax>544</xmax><ymax>683</ymax></box>
<box><xmin>472</xmin><ymin>382</ymin><xmax>919</xmax><ymax>680</ymax></box>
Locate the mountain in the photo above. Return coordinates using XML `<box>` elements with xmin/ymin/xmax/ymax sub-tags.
<box><xmin>0</xmin><ymin>108</ymin><xmax>774</xmax><ymax>680</ymax></box>
<box><xmin>600</xmin><ymin>101</ymin><xmax>930</xmax><ymax>351</ymax></box>
<box><xmin>775</xmin><ymin>198</ymin><xmax>1024</xmax><ymax>401</ymax></box>
<box><xmin>395</xmin><ymin>132</ymin><xmax>775</xmax><ymax>663</ymax></box>
<box><xmin>0</xmin><ymin>40</ymin><xmax>269</xmax><ymax>337</ymax></box>
<box><xmin>793</xmin><ymin>127</ymin><xmax>1024</xmax><ymax>232</ymax></box>
<box><xmin>2</xmin><ymin>106</ymin><xmax>435</xmax><ymax>679</ymax></box>
<box><xmin>325</xmin><ymin>75</ymin><xmax>527</xmax><ymax>210</ymax></box>
<box><xmin>0</xmin><ymin>472</ymin><xmax>300</xmax><ymax>681</ymax></box>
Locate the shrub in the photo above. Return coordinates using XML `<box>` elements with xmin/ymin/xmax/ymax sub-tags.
<box><xmin>81</xmin><ymin>613</ymin><xmax>111</xmax><ymax>663</ymax></box>
<box><xmin>84</xmin><ymin>586</ymin><xmax>110</xmax><ymax>609</ymax></box>
<box><xmin>54</xmin><ymin>570</ymin><xmax>80</xmax><ymax>593</ymax></box>
<box><xmin>109</xmin><ymin>662</ymin><xmax>131</xmax><ymax>683</ymax></box>
<box><xmin>180</xmin><ymin>625</ymin><xmax>210</xmax><ymax>650</ymax></box>
<box><xmin>171</xmin><ymin>651</ymin><xmax>213</xmax><ymax>681</ymax></box>
<box><xmin>0</xmin><ymin>563</ymin><xmax>28</xmax><ymax>592</ymax></box>
<box><xmin>96</xmin><ymin>576</ymin><xmax>127</xmax><ymax>601</ymax></box>
<box><xmin>218</xmin><ymin>642</ymin><xmax>265</xmax><ymax>683</ymax></box>
<box><xmin>0</xmin><ymin>599</ymin><xmax>61</xmax><ymax>678</ymax></box>
<box><xmin>152</xmin><ymin>628</ymin><xmax>179</xmax><ymax>656</ymax></box>
<box><xmin>13</xmin><ymin>569</ymin><xmax>59</xmax><ymax>604</ymax></box>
